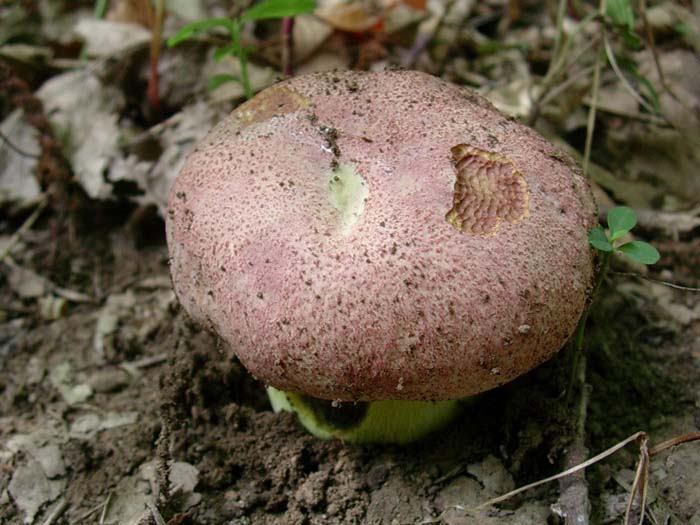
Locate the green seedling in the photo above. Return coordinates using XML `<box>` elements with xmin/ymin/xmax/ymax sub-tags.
<box><xmin>588</xmin><ymin>206</ymin><xmax>660</xmax><ymax>265</ymax></box>
<box><xmin>167</xmin><ymin>0</ymin><xmax>316</xmax><ymax>99</ymax></box>
<box><xmin>566</xmin><ymin>206</ymin><xmax>658</xmax><ymax>403</ymax></box>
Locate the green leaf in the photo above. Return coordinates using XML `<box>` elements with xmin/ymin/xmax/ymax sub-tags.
<box><xmin>675</xmin><ymin>23</ymin><xmax>689</xmax><ymax>35</ymax></box>
<box><xmin>241</xmin><ymin>0</ymin><xmax>316</xmax><ymax>23</ymax></box>
<box><xmin>616</xmin><ymin>57</ymin><xmax>661</xmax><ymax>112</ymax></box>
<box><xmin>607</xmin><ymin>0</ymin><xmax>634</xmax><ymax>31</ymax></box>
<box><xmin>617</xmin><ymin>241</ymin><xmax>660</xmax><ymax>265</ymax></box>
<box><xmin>588</xmin><ymin>226</ymin><xmax>614</xmax><ymax>252</ymax></box>
<box><xmin>607</xmin><ymin>206</ymin><xmax>637</xmax><ymax>241</ymax></box>
<box><xmin>167</xmin><ymin>18</ymin><xmax>234</xmax><ymax>47</ymax></box>
<box><xmin>208</xmin><ymin>74</ymin><xmax>239</xmax><ymax>91</ymax></box>
<box><xmin>213</xmin><ymin>43</ymin><xmax>239</xmax><ymax>61</ymax></box>
<box><xmin>633</xmin><ymin>72</ymin><xmax>662</xmax><ymax>114</ymax></box>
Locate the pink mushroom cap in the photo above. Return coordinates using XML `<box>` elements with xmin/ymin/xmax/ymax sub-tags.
<box><xmin>166</xmin><ymin>70</ymin><xmax>597</xmax><ymax>402</ymax></box>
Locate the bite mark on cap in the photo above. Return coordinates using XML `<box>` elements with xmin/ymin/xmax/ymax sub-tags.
<box><xmin>445</xmin><ymin>144</ymin><xmax>530</xmax><ymax>235</ymax></box>
<box><xmin>328</xmin><ymin>163</ymin><xmax>369</xmax><ymax>235</ymax></box>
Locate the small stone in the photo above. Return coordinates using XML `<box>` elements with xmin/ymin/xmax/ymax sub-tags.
<box><xmin>365</xmin><ymin>463</ymin><xmax>391</xmax><ymax>490</ymax></box>
<box><xmin>88</xmin><ymin>367</ymin><xmax>129</xmax><ymax>393</ymax></box>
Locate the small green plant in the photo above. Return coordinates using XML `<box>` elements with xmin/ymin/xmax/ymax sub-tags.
<box><xmin>167</xmin><ymin>0</ymin><xmax>316</xmax><ymax>99</ymax></box>
<box><xmin>588</xmin><ymin>206</ymin><xmax>660</xmax><ymax>265</ymax></box>
<box><xmin>566</xmin><ymin>206</ymin><xmax>659</xmax><ymax>404</ymax></box>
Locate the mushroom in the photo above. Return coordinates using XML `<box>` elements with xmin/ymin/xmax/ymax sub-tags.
<box><xmin>166</xmin><ymin>70</ymin><xmax>597</xmax><ymax>443</ymax></box>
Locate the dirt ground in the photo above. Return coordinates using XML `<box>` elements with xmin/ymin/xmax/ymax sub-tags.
<box><xmin>2</xmin><ymin>1</ymin><xmax>700</xmax><ymax>524</ymax></box>
<box><xmin>0</xmin><ymin>221</ymin><xmax>698</xmax><ymax>524</ymax></box>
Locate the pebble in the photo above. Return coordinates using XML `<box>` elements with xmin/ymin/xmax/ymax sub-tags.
<box><xmin>87</xmin><ymin>367</ymin><xmax>129</xmax><ymax>393</ymax></box>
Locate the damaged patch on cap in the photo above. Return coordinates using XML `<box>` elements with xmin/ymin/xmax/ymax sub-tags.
<box><xmin>327</xmin><ymin>163</ymin><xmax>369</xmax><ymax>235</ymax></box>
<box><xmin>445</xmin><ymin>144</ymin><xmax>530</xmax><ymax>236</ymax></box>
<box><xmin>234</xmin><ymin>85</ymin><xmax>310</xmax><ymax>127</ymax></box>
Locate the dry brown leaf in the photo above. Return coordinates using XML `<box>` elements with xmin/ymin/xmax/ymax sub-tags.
<box><xmin>315</xmin><ymin>3</ymin><xmax>380</xmax><ymax>33</ymax></box>
<box><xmin>107</xmin><ymin>0</ymin><xmax>155</xmax><ymax>29</ymax></box>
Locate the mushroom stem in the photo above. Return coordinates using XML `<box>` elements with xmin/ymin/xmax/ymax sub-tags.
<box><xmin>267</xmin><ymin>387</ymin><xmax>463</xmax><ymax>444</ymax></box>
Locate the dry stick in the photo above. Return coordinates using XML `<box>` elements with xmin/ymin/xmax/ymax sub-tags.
<box><xmin>629</xmin><ymin>434</ymin><xmax>700</xmax><ymax>525</ymax></box>
<box><xmin>537</xmin><ymin>65</ymin><xmax>596</xmax><ymax>109</ymax></box>
<box><xmin>624</xmin><ymin>434</ymin><xmax>649</xmax><ymax>525</ymax></box>
<box><xmin>549</xmin><ymin>0</ymin><xmax>569</xmax><ymax>76</ymax></box>
<box><xmin>559</xmin><ymin>257</ymin><xmax>606</xmax><ymax>518</ymax></box>
<box><xmin>0</xmin><ymin>128</ymin><xmax>40</xmax><ymax>158</ymax></box>
<box><xmin>556</xmin><ymin>10</ymin><xmax>606</xmax><ymax>520</ymax></box>
<box><xmin>611</xmin><ymin>272</ymin><xmax>700</xmax><ymax>292</ymax></box>
<box><xmin>98</xmin><ymin>491</ymin><xmax>113</xmax><ymax>525</ymax></box>
<box><xmin>649</xmin><ymin>432</ymin><xmax>700</xmax><ymax>455</ymax></box>
<box><xmin>0</xmin><ymin>194</ymin><xmax>48</xmax><ymax>263</ymax></box>
<box><xmin>580</xmin><ymin>100</ymin><xmax>668</xmax><ymax>125</ymax></box>
<box><xmin>582</xmin><ymin>37</ymin><xmax>603</xmax><ymax>178</ymax></box>
<box><xmin>602</xmin><ymin>34</ymin><xmax>661</xmax><ymax>118</ymax></box>
<box><xmin>527</xmin><ymin>15</ymin><xmax>599</xmax><ymax>126</ymax></box>
<box><xmin>468</xmin><ymin>432</ymin><xmax>700</xmax><ymax>517</ymax></box>
<box><xmin>470</xmin><ymin>432</ymin><xmax>647</xmax><ymax>511</ymax></box>
<box><xmin>74</xmin><ymin>493</ymin><xmax>110</xmax><ymax>523</ymax></box>
<box><xmin>147</xmin><ymin>502</ymin><xmax>167</xmax><ymax>525</ymax></box>
<box><xmin>281</xmin><ymin>17</ymin><xmax>295</xmax><ymax>77</ymax></box>
<box><xmin>41</xmin><ymin>499</ymin><xmax>68</xmax><ymax>525</ymax></box>
<box><xmin>555</xmin><ymin>355</ymin><xmax>592</xmax><ymax>524</ymax></box>
<box><xmin>638</xmin><ymin>0</ymin><xmax>687</xmax><ymax>109</ymax></box>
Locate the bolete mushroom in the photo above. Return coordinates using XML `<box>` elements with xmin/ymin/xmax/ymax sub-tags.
<box><xmin>166</xmin><ymin>70</ymin><xmax>597</xmax><ymax>443</ymax></box>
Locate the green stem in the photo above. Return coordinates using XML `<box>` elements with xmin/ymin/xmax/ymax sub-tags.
<box><xmin>94</xmin><ymin>0</ymin><xmax>109</xmax><ymax>19</ymax></box>
<box><xmin>549</xmin><ymin>0</ymin><xmax>568</xmax><ymax>78</ymax></box>
<box><xmin>566</xmin><ymin>251</ymin><xmax>610</xmax><ymax>403</ymax></box>
<box><xmin>231</xmin><ymin>20</ymin><xmax>253</xmax><ymax>100</ymax></box>
<box><xmin>267</xmin><ymin>387</ymin><xmax>464</xmax><ymax>444</ymax></box>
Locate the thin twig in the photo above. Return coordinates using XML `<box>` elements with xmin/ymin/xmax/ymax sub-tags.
<box><xmin>538</xmin><ymin>65</ymin><xmax>596</xmax><ymax>108</ymax></box>
<box><xmin>580</xmin><ymin>99</ymin><xmax>668</xmax><ymax>125</ymax></box>
<box><xmin>528</xmin><ymin>14</ymin><xmax>599</xmax><ymax>125</ymax></box>
<box><xmin>147</xmin><ymin>502</ymin><xmax>166</xmax><ymax>525</ymax></box>
<box><xmin>463</xmin><ymin>431</ymin><xmax>700</xmax><ymax>518</ymax></box>
<box><xmin>624</xmin><ymin>434</ymin><xmax>649</xmax><ymax>525</ymax></box>
<box><xmin>75</xmin><ymin>491</ymin><xmax>112</xmax><ymax>523</ymax></box>
<box><xmin>548</xmin><ymin>0</ymin><xmax>569</xmax><ymax>80</ymax></box>
<box><xmin>42</xmin><ymin>498</ymin><xmax>68</xmax><ymax>525</ymax></box>
<box><xmin>539</xmin><ymin>9</ymin><xmax>599</xmax><ymax>93</ymax></box>
<box><xmin>127</xmin><ymin>353</ymin><xmax>169</xmax><ymax>369</ymax></box>
<box><xmin>470</xmin><ymin>432</ymin><xmax>647</xmax><ymax>511</ymax></box>
<box><xmin>649</xmin><ymin>432</ymin><xmax>700</xmax><ymax>456</ymax></box>
<box><xmin>638</xmin><ymin>0</ymin><xmax>687</xmax><ymax>109</ymax></box>
<box><xmin>99</xmin><ymin>491</ymin><xmax>113</xmax><ymax>525</ymax></box>
<box><xmin>555</xmin><ymin>354</ymin><xmax>592</xmax><ymax>524</ymax></box>
<box><xmin>0</xmin><ymin>128</ymin><xmax>40</xmax><ymax>158</ymax></box>
<box><xmin>611</xmin><ymin>272</ymin><xmax>700</xmax><ymax>292</ymax></box>
<box><xmin>0</xmin><ymin>194</ymin><xmax>48</xmax><ymax>263</ymax></box>
<box><xmin>582</xmin><ymin>43</ymin><xmax>602</xmax><ymax>178</ymax></box>
<box><xmin>603</xmin><ymin>34</ymin><xmax>657</xmax><ymax>114</ymax></box>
